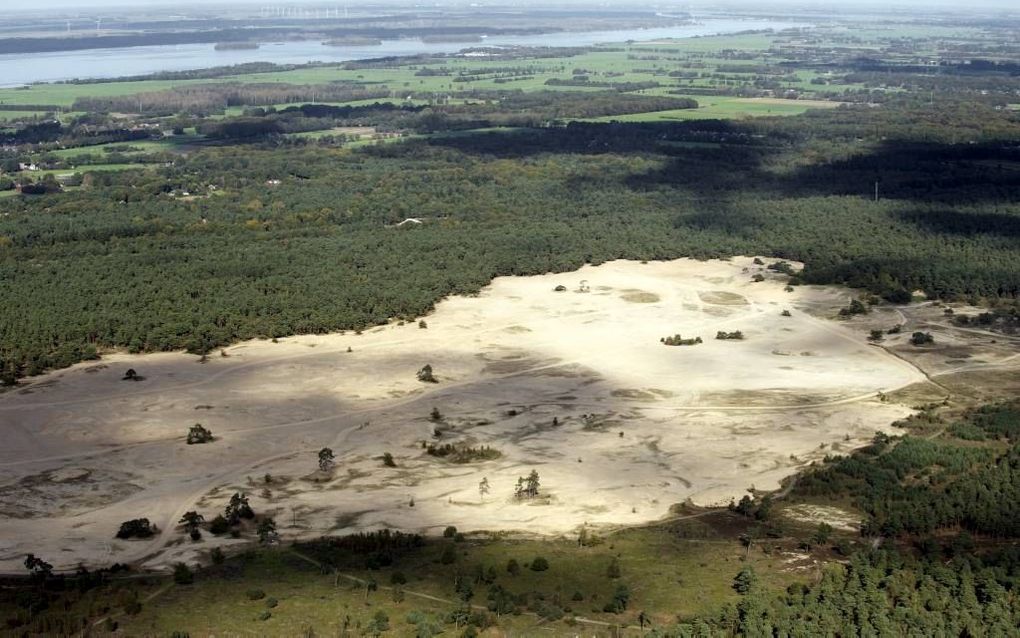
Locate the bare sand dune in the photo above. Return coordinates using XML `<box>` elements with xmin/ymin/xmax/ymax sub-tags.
<box><xmin>0</xmin><ymin>257</ymin><xmax>924</xmax><ymax>571</ymax></box>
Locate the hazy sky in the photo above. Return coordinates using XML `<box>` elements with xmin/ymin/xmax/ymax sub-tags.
<box><xmin>13</xmin><ymin>0</ymin><xmax>1019</xmax><ymax>10</ymax></box>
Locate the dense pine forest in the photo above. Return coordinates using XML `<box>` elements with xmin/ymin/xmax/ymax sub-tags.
<box><xmin>2</xmin><ymin>99</ymin><xmax>1019</xmax><ymax>379</ymax></box>
<box><xmin>711</xmin><ymin>403</ymin><xmax>1020</xmax><ymax>636</ymax></box>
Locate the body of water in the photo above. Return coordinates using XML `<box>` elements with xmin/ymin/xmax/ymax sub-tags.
<box><xmin>0</xmin><ymin>18</ymin><xmax>807</xmax><ymax>87</ymax></box>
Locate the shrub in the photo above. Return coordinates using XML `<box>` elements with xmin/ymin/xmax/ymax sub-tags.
<box><xmin>391</xmin><ymin>571</ymin><xmax>407</xmax><ymax>585</ymax></box>
<box><xmin>606</xmin><ymin>557</ymin><xmax>621</xmax><ymax>579</ymax></box>
<box><xmin>116</xmin><ymin>518</ymin><xmax>156</xmax><ymax>539</ymax></box>
<box><xmin>534</xmin><ymin>601</ymin><xmax>564</xmax><ymax>621</ymax></box>
<box><xmin>257</xmin><ymin>611</ymin><xmax>271</xmax><ymax>621</ymax></box>
<box><xmin>733</xmin><ymin>567</ymin><xmax>757</xmax><ymax>594</ymax></box>
<box><xmin>602</xmin><ymin>583</ymin><xmax>631</xmax><ymax>613</ymax></box>
<box><xmin>440</xmin><ymin>545</ymin><xmax>457</xmax><ymax>564</ymax></box>
<box><xmin>418</xmin><ymin>364</ymin><xmax>438</xmax><ymax>383</ymax></box>
<box><xmin>910</xmin><ymin>331</ymin><xmax>935</xmax><ymax>346</ymax></box>
<box><xmin>265</xmin><ymin>598</ymin><xmax>278</xmax><ymax>608</ymax></box>
<box><xmin>443</xmin><ymin>526</ymin><xmax>457</xmax><ymax>538</ymax></box>
<box><xmin>530</xmin><ymin>556</ymin><xmax>549</xmax><ymax>571</ymax></box>
<box><xmin>210</xmin><ymin>547</ymin><xmax>225</xmax><ymax>564</ymax></box>
<box><xmin>172</xmin><ymin>563</ymin><xmax>194</xmax><ymax>585</ymax></box>
<box><xmin>506</xmin><ymin>559</ymin><xmax>520</xmax><ymax>575</ymax></box>
<box><xmin>716</xmin><ymin>330</ymin><xmax>744</xmax><ymax>340</ymax></box>
<box><xmin>247</xmin><ymin>589</ymin><xmax>266</xmax><ymax>600</ymax></box>
<box><xmin>209</xmin><ymin>515</ymin><xmax>229</xmax><ymax>535</ymax></box>
<box><xmin>367</xmin><ymin>610</ymin><xmax>389</xmax><ymax>633</ymax></box>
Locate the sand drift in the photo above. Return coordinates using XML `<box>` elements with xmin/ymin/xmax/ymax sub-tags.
<box><xmin>0</xmin><ymin>258</ymin><xmax>922</xmax><ymax>571</ymax></box>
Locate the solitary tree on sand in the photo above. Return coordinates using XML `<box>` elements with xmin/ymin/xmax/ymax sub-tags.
<box><xmin>257</xmin><ymin>518</ymin><xmax>278</xmax><ymax>544</ymax></box>
<box><xmin>179</xmin><ymin>511</ymin><xmax>205</xmax><ymax>539</ymax></box>
<box><xmin>417</xmin><ymin>364</ymin><xmax>437</xmax><ymax>383</ymax></box>
<box><xmin>318</xmin><ymin>447</ymin><xmax>336</xmax><ymax>472</ymax></box>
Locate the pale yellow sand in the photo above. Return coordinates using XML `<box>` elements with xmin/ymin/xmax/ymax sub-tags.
<box><xmin>0</xmin><ymin>257</ymin><xmax>923</xmax><ymax>571</ymax></box>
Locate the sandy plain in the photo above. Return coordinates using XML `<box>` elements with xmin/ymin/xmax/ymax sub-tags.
<box><xmin>0</xmin><ymin>257</ymin><xmax>928</xmax><ymax>571</ymax></box>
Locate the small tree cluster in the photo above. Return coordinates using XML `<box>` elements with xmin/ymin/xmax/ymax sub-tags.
<box><xmin>911</xmin><ymin>331</ymin><xmax>935</xmax><ymax>346</ymax></box>
<box><xmin>24</xmin><ymin>553</ymin><xmax>53</xmax><ymax>579</ymax></box>
<box><xmin>186</xmin><ymin>423</ymin><xmax>214</xmax><ymax>445</ymax></box>
<box><xmin>730</xmin><ymin>494</ymin><xmax>773</xmax><ymax>521</ymax></box>
<box><xmin>514</xmin><ymin>470</ymin><xmax>540</xmax><ymax>500</ymax></box>
<box><xmin>426</xmin><ymin>443</ymin><xmax>501</xmax><ymax>463</ymax></box>
<box><xmin>839</xmin><ymin>299</ymin><xmax>870</xmax><ymax>317</ymax></box>
<box><xmin>116</xmin><ymin>518</ymin><xmax>157</xmax><ymax>539</ymax></box>
<box><xmin>716</xmin><ymin>331</ymin><xmax>745</xmax><ymax>340</ymax></box>
<box><xmin>224</xmin><ymin>492</ymin><xmax>255</xmax><ymax>525</ymax></box>
<box><xmin>768</xmin><ymin>261</ymin><xmax>796</xmax><ymax>275</ymax></box>
<box><xmin>662</xmin><ymin>334</ymin><xmax>702</xmax><ymax>346</ymax></box>
<box><xmin>179</xmin><ymin>511</ymin><xmax>205</xmax><ymax>541</ymax></box>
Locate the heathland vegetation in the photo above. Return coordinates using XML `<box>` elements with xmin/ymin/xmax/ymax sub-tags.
<box><xmin>4</xmin><ymin>402</ymin><xmax>1018</xmax><ymax>634</ymax></box>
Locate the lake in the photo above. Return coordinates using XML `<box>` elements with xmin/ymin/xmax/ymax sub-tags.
<box><xmin>0</xmin><ymin>18</ymin><xmax>807</xmax><ymax>87</ymax></box>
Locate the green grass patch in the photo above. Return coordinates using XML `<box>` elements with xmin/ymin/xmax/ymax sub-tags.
<box><xmin>106</xmin><ymin>517</ymin><xmax>798</xmax><ymax>635</ymax></box>
<box><xmin>587</xmin><ymin>96</ymin><xmax>827</xmax><ymax>121</ymax></box>
<box><xmin>0</xmin><ymin>110</ymin><xmax>57</xmax><ymax>122</ymax></box>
